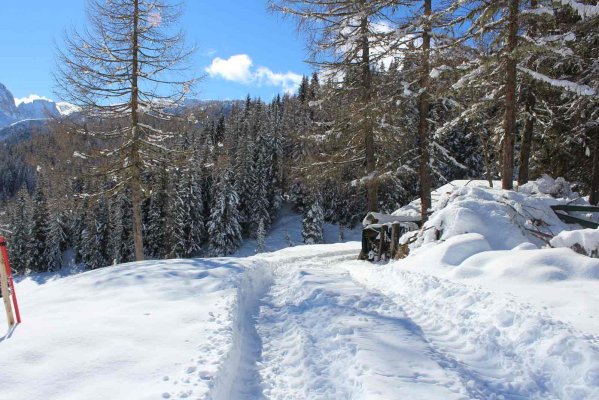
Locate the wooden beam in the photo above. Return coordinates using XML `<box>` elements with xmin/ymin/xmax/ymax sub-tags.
<box><xmin>377</xmin><ymin>225</ymin><xmax>387</xmax><ymax>261</ymax></box>
<box><xmin>553</xmin><ymin>213</ymin><xmax>599</xmax><ymax>229</ymax></box>
<box><xmin>551</xmin><ymin>205</ymin><xmax>599</xmax><ymax>212</ymax></box>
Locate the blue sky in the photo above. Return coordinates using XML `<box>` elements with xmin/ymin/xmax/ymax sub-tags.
<box><xmin>0</xmin><ymin>0</ymin><xmax>312</xmax><ymax>102</ymax></box>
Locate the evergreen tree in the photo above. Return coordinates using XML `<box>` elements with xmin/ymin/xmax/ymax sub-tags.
<box><xmin>208</xmin><ymin>168</ymin><xmax>243</xmax><ymax>257</ymax></box>
<box><xmin>29</xmin><ymin>182</ymin><xmax>51</xmax><ymax>272</ymax></box>
<box><xmin>44</xmin><ymin>205</ymin><xmax>67</xmax><ymax>271</ymax></box>
<box><xmin>256</xmin><ymin>219</ymin><xmax>266</xmax><ymax>254</ymax></box>
<box><xmin>302</xmin><ymin>200</ymin><xmax>324</xmax><ymax>245</ymax></box>
<box><xmin>8</xmin><ymin>188</ymin><xmax>32</xmax><ymax>273</ymax></box>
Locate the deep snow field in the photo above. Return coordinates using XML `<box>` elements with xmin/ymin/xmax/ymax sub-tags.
<box><xmin>1</xmin><ymin>179</ymin><xmax>598</xmax><ymax>400</ymax></box>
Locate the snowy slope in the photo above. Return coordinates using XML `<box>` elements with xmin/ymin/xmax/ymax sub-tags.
<box><xmin>1</xmin><ymin>184</ymin><xmax>598</xmax><ymax>399</ymax></box>
<box><xmin>0</xmin><ymin>258</ymin><xmax>246</xmax><ymax>400</ymax></box>
<box><xmin>2</xmin><ymin>242</ymin><xmax>597</xmax><ymax>399</ymax></box>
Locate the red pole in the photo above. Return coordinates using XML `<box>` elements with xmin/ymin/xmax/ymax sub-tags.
<box><xmin>0</xmin><ymin>236</ymin><xmax>21</xmax><ymax>324</ymax></box>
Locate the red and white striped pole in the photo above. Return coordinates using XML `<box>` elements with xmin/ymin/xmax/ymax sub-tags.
<box><xmin>0</xmin><ymin>236</ymin><xmax>21</xmax><ymax>324</ymax></box>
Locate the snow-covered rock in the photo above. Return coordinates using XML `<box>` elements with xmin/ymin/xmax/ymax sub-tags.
<box><xmin>16</xmin><ymin>98</ymin><xmax>60</xmax><ymax>119</ymax></box>
<box><xmin>400</xmin><ymin>178</ymin><xmax>585</xmax><ymax>251</ymax></box>
<box><xmin>0</xmin><ymin>82</ymin><xmax>20</xmax><ymax>127</ymax></box>
<box><xmin>551</xmin><ymin>228</ymin><xmax>599</xmax><ymax>257</ymax></box>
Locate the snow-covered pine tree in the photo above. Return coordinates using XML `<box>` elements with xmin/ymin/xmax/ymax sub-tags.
<box><xmin>29</xmin><ymin>182</ymin><xmax>51</xmax><ymax>272</ymax></box>
<box><xmin>256</xmin><ymin>219</ymin><xmax>266</xmax><ymax>253</ymax></box>
<box><xmin>8</xmin><ymin>188</ymin><xmax>32</xmax><ymax>273</ymax></box>
<box><xmin>80</xmin><ymin>199</ymin><xmax>111</xmax><ymax>270</ymax></box>
<box><xmin>250</xmin><ymin>132</ymin><xmax>273</xmax><ymax>233</ymax></box>
<box><xmin>107</xmin><ymin>194</ymin><xmax>124</xmax><ymax>265</ymax></box>
<box><xmin>302</xmin><ymin>199</ymin><xmax>324</xmax><ymax>245</ymax></box>
<box><xmin>144</xmin><ymin>167</ymin><xmax>171</xmax><ymax>259</ymax></box>
<box><xmin>208</xmin><ymin>168</ymin><xmax>243</xmax><ymax>257</ymax></box>
<box><xmin>172</xmin><ymin>168</ymin><xmax>205</xmax><ymax>258</ymax></box>
<box><xmin>44</xmin><ymin>203</ymin><xmax>67</xmax><ymax>271</ymax></box>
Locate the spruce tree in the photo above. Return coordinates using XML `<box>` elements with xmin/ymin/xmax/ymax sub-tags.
<box><xmin>302</xmin><ymin>200</ymin><xmax>324</xmax><ymax>245</ymax></box>
<box><xmin>8</xmin><ymin>188</ymin><xmax>32</xmax><ymax>273</ymax></box>
<box><xmin>207</xmin><ymin>168</ymin><xmax>243</xmax><ymax>257</ymax></box>
<box><xmin>45</xmin><ymin>205</ymin><xmax>67</xmax><ymax>271</ymax></box>
<box><xmin>29</xmin><ymin>183</ymin><xmax>51</xmax><ymax>272</ymax></box>
<box><xmin>256</xmin><ymin>219</ymin><xmax>266</xmax><ymax>254</ymax></box>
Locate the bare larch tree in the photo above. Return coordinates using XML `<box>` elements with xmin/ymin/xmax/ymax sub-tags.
<box><xmin>271</xmin><ymin>0</ymin><xmax>398</xmax><ymax>212</ymax></box>
<box><xmin>55</xmin><ymin>0</ymin><xmax>195</xmax><ymax>261</ymax></box>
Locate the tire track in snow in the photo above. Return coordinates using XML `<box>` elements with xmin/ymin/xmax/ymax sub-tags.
<box><xmin>347</xmin><ymin>263</ymin><xmax>599</xmax><ymax>400</ymax></box>
<box><xmin>254</xmin><ymin>252</ymin><xmax>472</xmax><ymax>400</ymax></box>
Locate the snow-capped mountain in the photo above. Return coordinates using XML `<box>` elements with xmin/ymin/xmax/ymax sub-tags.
<box><xmin>16</xmin><ymin>97</ymin><xmax>61</xmax><ymax>119</ymax></box>
<box><xmin>0</xmin><ymin>83</ymin><xmax>20</xmax><ymax>127</ymax></box>
<box><xmin>0</xmin><ymin>83</ymin><xmax>77</xmax><ymax>130</ymax></box>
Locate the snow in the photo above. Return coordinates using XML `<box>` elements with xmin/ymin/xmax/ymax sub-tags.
<box><xmin>1</xmin><ymin>180</ymin><xmax>598</xmax><ymax>399</ymax></box>
<box><xmin>401</xmin><ymin>179</ymin><xmax>579</xmax><ymax>251</ymax></box>
<box><xmin>551</xmin><ymin>228</ymin><xmax>599</xmax><ymax>257</ymax></box>
<box><xmin>233</xmin><ymin>203</ymin><xmax>361</xmax><ymax>257</ymax></box>
<box><xmin>556</xmin><ymin>0</ymin><xmax>599</xmax><ymax>19</ymax></box>
<box><xmin>0</xmin><ymin>258</ymin><xmax>245</xmax><ymax>400</ymax></box>
<box><xmin>13</xmin><ymin>94</ymin><xmax>53</xmax><ymax>106</ymax></box>
<box><xmin>518</xmin><ymin>67</ymin><xmax>597</xmax><ymax>97</ymax></box>
<box><xmin>56</xmin><ymin>102</ymin><xmax>80</xmax><ymax>116</ymax></box>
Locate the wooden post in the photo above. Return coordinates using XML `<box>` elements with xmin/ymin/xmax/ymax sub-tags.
<box><xmin>390</xmin><ymin>222</ymin><xmax>400</xmax><ymax>259</ymax></box>
<box><xmin>1</xmin><ymin>238</ymin><xmax>21</xmax><ymax>324</ymax></box>
<box><xmin>377</xmin><ymin>225</ymin><xmax>387</xmax><ymax>261</ymax></box>
<box><xmin>0</xmin><ymin>252</ymin><xmax>15</xmax><ymax>328</ymax></box>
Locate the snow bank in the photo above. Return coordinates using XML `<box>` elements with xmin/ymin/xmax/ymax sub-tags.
<box><xmin>551</xmin><ymin>228</ymin><xmax>599</xmax><ymax>257</ymax></box>
<box><xmin>391</xmin><ymin>177</ymin><xmax>599</xmax><ymax>333</ymax></box>
<box><xmin>0</xmin><ymin>258</ymin><xmax>246</xmax><ymax>400</ymax></box>
<box><xmin>401</xmin><ymin>177</ymin><xmax>583</xmax><ymax>251</ymax></box>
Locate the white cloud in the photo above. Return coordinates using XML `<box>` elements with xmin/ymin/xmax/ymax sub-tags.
<box><xmin>14</xmin><ymin>94</ymin><xmax>53</xmax><ymax>106</ymax></box>
<box><xmin>205</xmin><ymin>54</ymin><xmax>254</xmax><ymax>84</ymax></box>
<box><xmin>205</xmin><ymin>54</ymin><xmax>303</xmax><ymax>94</ymax></box>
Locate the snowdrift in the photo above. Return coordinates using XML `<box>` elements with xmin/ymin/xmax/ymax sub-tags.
<box><xmin>399</xmin><ymin>177</ymin><xmax>585</xmax><ymax>251</ymax></box>
<box><xmin>390</xmin><ymin>176</ymin><xmax>599</xmax><ymax>334</ymax></box>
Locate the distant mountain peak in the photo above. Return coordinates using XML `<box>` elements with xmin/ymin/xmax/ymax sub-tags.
<box><xmin>0</xmin><ymin>83</ymin><xmax>79</xmax><ymax>129</ymax></box>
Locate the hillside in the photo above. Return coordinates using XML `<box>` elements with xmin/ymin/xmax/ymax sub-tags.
<box><xmin>1</xmin><ymin>181</ymin><xmax>598</xmax><ymax>400</ymax></box>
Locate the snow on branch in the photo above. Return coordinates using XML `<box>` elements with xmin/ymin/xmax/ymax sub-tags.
<box><xmin>518</xmin><ymin>67</ymin><xmax>597</xmax><ymax>97</ymax></box>
<box><xmin>556</xmin><ymin>0</ymin><xmax>599</xmax><ymax>19</ymax></box>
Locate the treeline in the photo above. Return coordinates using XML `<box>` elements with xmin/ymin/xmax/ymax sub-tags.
<box><xmin>1</xmin><ymin>0</ymin><xmax>598</xmax><ymax>273</ymax></box>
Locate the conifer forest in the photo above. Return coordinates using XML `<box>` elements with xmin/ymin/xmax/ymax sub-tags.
<box><xmin>0</xmin><ymin>0</ymin><xmax>597</xmax><ymax>273</ymax></box>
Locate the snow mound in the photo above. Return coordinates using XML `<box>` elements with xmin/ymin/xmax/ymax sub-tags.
<box><xmin>456</xmin><ymin>247</ymin><xmax>599</xmax><ymax>282</ymax></box>
<box><xmin>405</xmin><ymin>180</ymin><xmax>578</xmax><ymax>251</ymax></box>
<box><xmin>519</xmin><ymin>174</ymin><xmax>578</xmax><ymax>199</ymax></box>
<box><xmin>551</xmin><ymin>228</ymin><xmax>599</xmax><ymax>257</ymax></box>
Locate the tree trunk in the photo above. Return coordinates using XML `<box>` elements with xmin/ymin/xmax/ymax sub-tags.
<box><xmin>502</xmin><ymin>0</ymin><xmax>519</xmax><ymax>190</ymax></box>
<box><xmin>418</xmin><ymin>0</ymin><xmax>432</xmax><ymax>220</ymax></box>
<box><xmin>131</xmin><ymin>0</ymin><xmax>144</xmax><ymax>261</ymax></box>
<box><xmin>517</xmin><ymin>0</ymin><xmax>537</xmax><ymax>187</ymax></box>
<box><xmin>360</xmin><ymin>13</ymin><xmax>377</xmax><ymax>212</ymax></box>
<box><xmin>518</xmin><ymin>87</ymin><xmax>535</xmax><ymax>185</ymax></box>
<box><xmin>590</xmin><ymin>126</ymin><xmax>599</xmax><ymax>205</ymax></box>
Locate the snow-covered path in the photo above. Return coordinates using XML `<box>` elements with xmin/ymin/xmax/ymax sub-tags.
<box><xmin>254</xmin><ymin>248</ymin><xmax>471</xmax><ymax>400</ymax></box>
<box><xmin>203</xmin><ymin>244</ymin><xmax>598</xmax><ymax>400</ymax></box>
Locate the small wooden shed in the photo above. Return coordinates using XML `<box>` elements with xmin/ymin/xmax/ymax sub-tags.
<box><xmin>358</xmin><ymin>212</ymin><xmax>421</xmax><ymax>261</ymax></box>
